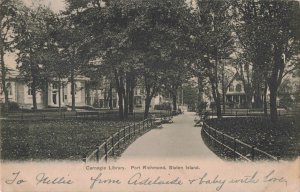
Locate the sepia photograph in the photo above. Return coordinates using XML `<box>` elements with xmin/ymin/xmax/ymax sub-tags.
<box><xmin>0</xmin><ymin>0</ymin><xmax>299</xmax><ymax>191</ymax></box>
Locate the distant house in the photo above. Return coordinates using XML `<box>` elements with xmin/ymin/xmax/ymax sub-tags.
<box><xmin>224</xmin><ymin>73</ymin><xmax>284</xmax><ymax>109</ymax></box>
<box><xmin>88</xmin><ymin>84</ymin><xmax>162</xmax><ymax>110</ymax></box>
<box><xmin>225</xmin><ymin>73</ymin><xmax>247</xmax><ymax>108</ymax></box>
<box><xmin>0</xmin><ymin>70</ymin><xmax>89</xmax><ymax>109</ymax></box>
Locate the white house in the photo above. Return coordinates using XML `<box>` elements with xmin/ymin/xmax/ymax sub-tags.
<box><xmin>0</xmin><ymin>70</ymin><xmax>89</xmax><ymax>109</ymax></box>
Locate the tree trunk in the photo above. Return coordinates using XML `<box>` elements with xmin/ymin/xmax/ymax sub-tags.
<box><xmin>129</xmin><ymin>87</ymin><xmax>134</xmax><ymax>113</ymax></box>
<box><xmin>263</xmin><ymin>81</ymin><xmax>268</xmax><ymax>116</ymax></box>
<box><xmin>117</xmin><ymin>89</ymin><xmax>124</xmax><ymax>120</ymax></box>
<box><xmin>239</xmin><ymin>62</ymin><xmax>253</xmax><ymax>109</ymax></box>
<box><xmin>213</xmin><ymin>50</ymin><xmax>222</xmax><ymax>118</ymax></box>
<box><xmin>221</xmin><ymin>61</ymin><xmax>226</xmax><ymax>113</ymax></box>
<box><xmin>144</xmin><ymin>96</ymin><xmax>151</xmax><ymax>119</ymax></box>
<box><xmin>197</xmin><ymin>76</ymin><xmax>203</xmax><ymax>104</ymax></box>
<box><xmin>268</xmin><ymin>44</ymin><xmax>285</xmax><ymax>124</ymax></box>
<box><xmin>31</xmin><ymin>76</ymin><xmax>37</xmax><ymax>110</ymax></box>
<box><xmin>269</xmin><ymin>86</ymin><xmax>278</xmax><ymax>123</ymax></box>
<box><xmin>71</xmin><ymin>66</ymin><xmax>76</xmax><ymax>111</ymax></box>
<box><xmin>43</xmin><ymin>82</ymin><xmax>48</xmax><ymax>107</ymax></box>
<box><xmin>124</xmin><ymin>76</ymin><xmax>129</xmax><ymax>119</ymax></box>
<box><xmin>114</xmin><ymin>70</ymin><xmax>124</xmax><ymax>120</ymax></box>
<box><xmin>109</xmin><ymin>83</ymin><xmax>113</xmax><ymax>110</ymax></box>
<box><xmin>172</xmin><ymin>93</ymin><xmax>177</xmax><ymax>111</ymax></box>
<box><xmin>86</xmin><ymin>83</ymin><xmax>91</xmax><ymax>105</ymax></box>
<box><xmin>245</xmin><ymin>87</ymin><xmax>253</xmax><ymax>109</ymax></box>
<box><xmin>211</xmin><ymin>81</ymin><xmax>222</xmax><ymax>118</ymax></box>
<box><xmin>129</xmin><ymin>76</ymin><xmax>135</xmax><ymax>113</ymax></box>
<box><xmin>0</xmin><ymin>44</ymin><xmax>9</xmax><ymax>109</ymax></box>
<box><xmin>58</xmin><ymin>80</ymin><xmax>61</xmax><ymax>109</ymax></box>
<box><xmin>253</xmin><ymin>83</ymin><xmax>262</xmax><ymax>108</ymax></box>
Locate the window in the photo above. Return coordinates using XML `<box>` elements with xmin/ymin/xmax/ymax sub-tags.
<box><xmin>229</xmin><ymin>84</ymin><xmax>234</xmax><ymax>92</ymax></box>
<box><xmin>27</xmin><ymin>85</ymin><xmax>33</xmax><ymax>95</ymax></box>
<box><xmin>236</xmin><ymin>84</ymin><xmax>242</xmax><ymax>92</ymax></box>
<box><xmin>140</xmin><ymin>89</ymin><xmax>144</xmax><ymax>94</ymax></box>
<box><xmin>53</xmin><ymin>83</ymin><xmax>58</xmax><ymax>89</ymax></box>
<box><xmin>7</xmin><ymin>83</ymin><xmax>12</xmax><ymax>95</ymax></box>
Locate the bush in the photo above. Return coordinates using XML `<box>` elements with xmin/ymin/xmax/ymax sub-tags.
<box><xmin>197</xmin><ymin>101</ymin><xmax>207</xmax><ymax>113</ymax></box>
<box><xmin>0</xmin><ymin>102</ymin><xmax>20</xmax><ymax>114</ymax></box>
<box><xmin>154</xmin><ymin>103</ymin><xmax>171</xmax><ymax>110</ymax></box>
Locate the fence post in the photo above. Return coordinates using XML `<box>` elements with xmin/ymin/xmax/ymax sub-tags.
<box><xmin>123</xmin><ymin>128</ymin><xmax>126</xmax><ymax>143</ymax></box>
<box><xmin>82</xmin><ymin>155</ymin><xmax>87</xmax><ymax>163</ymax></box>
<box><xmin>134</xmin><ymin>121</ymin><xmax>136</xmax><ymax>135</ymax></box>
<box><xmin>117</xmin><ymin>132</ymin><xmax>120</xmax><ymax>148</ymax></box>
<box><xmin>104</xmin><ymin>142</ymin><xmax>108</xmax><ymax>162</ymax></box>
<box><xmin>143</xmin><ymin>120</ymin><xmax>145</xmax><ymax>131</ymax></box>
<box><xmin>222</xmin><ymin>132</ymin><xmax>225</xmax><ymax>144</ymax></box>
<box><xmin>234</xmin><ymin>138</ymin><xmax>237</xmax><ymax>161</ymax></box>
<box><xmin>251</xmin><ymin>146</ymin><xmax>255</xmax><ymax>161</ymax></box>
<box><xmin>96</xmin><ymin>147</ymin><xmax>99</xmax><ymax>162</ymax></box>
<box><xmin>129</xmin><ymin>125</ymin><xmax>131</xmax><ymax>139</ymax></box>
<box><xmin>111</xmin><ymin>136</ymin><xmax>115</xmax><ymax>156</ymax></box>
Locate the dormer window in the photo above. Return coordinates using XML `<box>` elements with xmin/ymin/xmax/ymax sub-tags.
<box><xmin>236</xmin><ymin>84</ymin><xmax>242</xmax><ymax>92</ymax></box>
<box><xmin>53</xmin><ymin>83</ymin><xmax>58</xmax><ymax>90</ymax></box>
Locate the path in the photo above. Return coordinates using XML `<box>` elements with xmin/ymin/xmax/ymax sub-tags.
<box><xmin>120</xmin><ymin>112</ymin><xmax>221</xmax><ymax>160</ymax></box>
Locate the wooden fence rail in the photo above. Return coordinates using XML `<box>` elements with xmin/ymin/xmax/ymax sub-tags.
<box><xmin>84</xmin><ymin>118</ymin><xmax>154</xmax><ymax>163</ymax></box>
<box><xmin>202</xmin><ymin>121</ymin><xmax>278</xmax><ymax>161</ymax></box>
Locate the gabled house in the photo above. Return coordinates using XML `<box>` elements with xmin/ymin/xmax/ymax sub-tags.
<box><xmin>225</xmin><ymin>73</ymin><xmax>247</xmax><ymax>108</ymax></box>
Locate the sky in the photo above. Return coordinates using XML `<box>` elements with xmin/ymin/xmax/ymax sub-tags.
<box><xmin>22</xmin><ymin>0</ymin><xmax>66</xmax><ymax>13</ymax></box>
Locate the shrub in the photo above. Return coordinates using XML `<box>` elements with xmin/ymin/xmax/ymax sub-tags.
<box><xmin>8</xmin><ymin>102</ymin><xmax>20</xmax><ymax>111</ymax></box>
<box><xmin>0</xmin><ymin>102</ymin><xmax>20</xmax><ymax>114</ymax></box>
<box><xmin>154</xmin><ymin>103</ymin><xmax>171</xmax><ymax>110</ymax></box>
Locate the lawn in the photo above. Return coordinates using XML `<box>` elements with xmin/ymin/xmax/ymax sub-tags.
<box><xmin>204</xmin><ymin>116</ymin><xmax>299</xmax><ymax>160</ymax></box>
<box><xmin>0</xmin><ymin>119</ymin><xmax>136</xmax><ymax>161</ymax></box>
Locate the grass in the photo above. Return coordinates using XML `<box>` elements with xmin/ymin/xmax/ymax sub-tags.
<box><xmin>204</xmin><ymin>116</ymin><xmax>299</xmax><ymax>160</ymax></box>
<box><xmin>0</xmin><ymin>119</ymin><xmax>137</xmax><ymax>161</ymax></box>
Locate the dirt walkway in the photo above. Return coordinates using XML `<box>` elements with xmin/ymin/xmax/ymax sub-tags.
<box><xmin>119</xmin><ymin>112</ymin><xmax>222</xmax><ymax>160</ymax></box>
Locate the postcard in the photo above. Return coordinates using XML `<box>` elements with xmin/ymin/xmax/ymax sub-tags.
<box><xmin>1</xmin><ymin>0</ymin><xmax>299</xmax><ymax>191</ymax></box>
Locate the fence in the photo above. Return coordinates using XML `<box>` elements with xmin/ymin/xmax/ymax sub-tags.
<box><xmin>84</xmin><ymin>118</ymin><xmax>154</xmax><ymax>163</ymax></box>
<box><xmin>206</xmin><ymin>109</ymin><xmax>296</xmax><ymax>118</ymax></box>
<box><xmin>202</xmin><ymin>121</ymin><xmax>278</xmax><ymax>161</ymax></box>
<box><xmin>2</xmin><ymin>110</ymin><xmax>171</xmax><ymax>121</ymax></box>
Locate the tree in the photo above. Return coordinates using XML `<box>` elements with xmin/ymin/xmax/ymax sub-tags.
<box><xmin>0</xmin><ymin>0</ymin><xmax>20</xmax><ymax>109</ymax></box>
<box><xmin>15</xmin><ymin>5</ymin><xmax>57</xmax><ymax>110</ymax></box>
<box><xmin>182</xmin><ymin>82</ymin><xmax>198</xmax><ymax>111</ymax></box>
<box><xmin>56</xmin><ymin>14</ymin><xmax>93</xmax><ymax>111</ymax></box>
<box><xmin>131</xmin><ymin>0</ymin><xmax>192</xmax><ymax>118</ymax></box>
<box><xmin>191</xmin><ymin>0</ymin><xmax>234</xmax><ymax>118</ymax></box>
<box><xmin>234</xmin><ymin>0</ymin><xmax>300</xmax><ymax>123</ymax></box>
